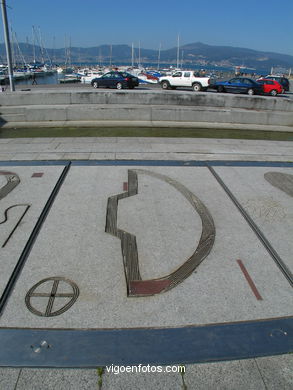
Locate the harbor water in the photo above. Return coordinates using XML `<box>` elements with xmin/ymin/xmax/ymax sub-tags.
<box><xmin>15</xmin><ymin>72</ymin><xmax>60</xmax><ymax>86</ymax></box>
<box><xmin>2</xmin><ymin>62</ymin><xmax>268</xmax><ymax>88</ymax></box>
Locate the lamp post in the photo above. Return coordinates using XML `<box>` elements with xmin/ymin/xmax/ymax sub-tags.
<box><xmin>1</xmin><ymin>0</ymin><xmax>15</xmax><ymax>91</ymax></box>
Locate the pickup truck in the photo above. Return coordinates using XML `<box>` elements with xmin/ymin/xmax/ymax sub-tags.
<box><xmin>159</xmin><ymin>70</ymin><xmax>212</xmax><ymax>91</ymax></box>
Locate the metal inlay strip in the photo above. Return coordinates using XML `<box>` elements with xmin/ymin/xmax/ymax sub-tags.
<box><xmin>1</xmin><ymin>204</ymin><xmax>31</xmax><ymax>248</ymax></box>
<box><xmin>0</xmin><ymin>317</ymin><xmax>291</xmax><ymax>367</ymax></box>
<box><xmin>209</xmin><ymin>166</ymin><xmax>293</xmax><ymax>287</ymax></box>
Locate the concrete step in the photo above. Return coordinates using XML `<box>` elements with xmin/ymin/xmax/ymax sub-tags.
<box><xmin>0</xmin><ymin>106</ymin><xmax>26</xmax><ymax>123</ymax></box>
<box><xmin>0</xmin><ymin>89</ymin><xmax>292</xmax><ymax>112</ymax></box>
<box><xmin>0</xmin><ymin>103</ymin><xmax>292</xmax><ymax>126</ymax></box>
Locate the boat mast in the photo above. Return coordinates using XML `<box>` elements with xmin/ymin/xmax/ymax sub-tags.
<box><xmin>64</xmin><ymin>35</ymin><xmax>67</xmax><ymax>66</ymax></box>
<box><xmin>52</xmin><ymin>36</ymin><xmax>56</xmax><ymax>65</ymax></box>
<box><xmin>10</xmin><ymin>27</ymin><xmax>15</xmax><ymax>68</ymax></box>
<box><xmin>37</xmin><ymin>26</ymin><xmax>45</xmax><ymax>64</ymax></box>
<box><xmin>69</xmin><ymin>36</ymin><xmax>71</xmax><ymax>68</ymax></box>
<box><xmin>64</xmin><ymin>34</ymin><xmax>72</xmax><ymax>68</ymax></box>
<box><xmin>32</xmin><ymin>26</ymin><xmax>36</xmax><ymax>63</ymax></box>
<box><xmin>176</xmin><ymin>34</ymin><xmax>180</xmax><ymax>69</ymax></box>
<box><xmin>39</xmin><ymin>27</ymin><xmax>52</xmax><ymax>67</ymax></box>
<box><xmin>14</xmin><ymin>31</ymin><xmax>27</xmax><ymax>67</ymax></box>
<box><xmin>109</xmin><ymin>44</ymin><xmax>112</xmax><ymax>67</ymax></box>
<box><xmin>1</xmin><ymin>0</ymin><xmax>14</xmax><ymax>90</ymax></box>
<box><xmin>157</xmin><ymin>42</ymin><xmax>161</xmax><ymax>70</ymax></box>
<box><xmin>99</xmin><ymin>47</ymin><xmax>102</xmax><ymax>67</ymax></box>
<box><xmin>26</xmin><ymin>36</ymin><xmax>30</xmax><ymax>65</ymax></box>
<box><xmin>131</xmin><ymin>42</ymin><xmax>134</xmax><ymax>67</ymax></box>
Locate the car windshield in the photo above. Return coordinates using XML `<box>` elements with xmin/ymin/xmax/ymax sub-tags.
<box><xmin>267</xmin><ymin>76</ymin><xmax>280</xmax><ymax>81</ymax></box>
<box><xmin>102</xmin><ymin>73</ymin><xmax>113</xmax><ymax>78</ymax></box>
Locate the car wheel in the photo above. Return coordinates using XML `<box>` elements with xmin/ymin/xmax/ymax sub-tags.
<box><xmin>92</xmin><ymin>81</ymin><xmax>99</xmax><ymax>89</ymax></box>
<box><xmin>161</xmin><ymin>81</ymin><xmax>170</xmax><ymax>90</ymax></box>
<box><xmin>247</xmin><ymin>88</ymin><xmax>255</xmax><ymax>95</ymax></box>
<box><xmin>116</xmin><ymin>82</ymin><xmax>123</xmax><ymax>90</ymax></box>
<box><xmin>192</xmin><ymin>83</ymin><xmax>202</xmax><ymax>92</ymax></box>
<box><xmin>270</xmin><ymin>89</ymin><xmax>278</xmax><ymax>96</ymax></box>
<box><xmin>218</xmin><ymin>85</ymin><xmax>225</xmax><ymax>93</ymax></box>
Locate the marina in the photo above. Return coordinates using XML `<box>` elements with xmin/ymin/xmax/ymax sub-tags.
<box><xmin>0</xmin><ymin>61</ymin><xmax>285</xmax><ymax>89</ymax></box>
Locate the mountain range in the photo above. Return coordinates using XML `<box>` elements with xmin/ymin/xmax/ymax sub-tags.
<box><xmin>1</xmin><ymin>41</ymin><xmax>293</xmax><ymax>71</ymax></box>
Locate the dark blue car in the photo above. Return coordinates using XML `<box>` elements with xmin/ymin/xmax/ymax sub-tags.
<box><xmin>91</xmin><ymin>71</ymin><xmax>139</xmax><ymax>90</ymax></box>
<box><xmin>211</xmin><ymin>77</ymin><xmax>263</xmax><ymax>95</ymax></box>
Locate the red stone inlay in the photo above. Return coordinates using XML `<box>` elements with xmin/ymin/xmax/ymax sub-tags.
<box><xmin>129</xmin><ymin>280</ymin><xmax>171</xmax><ymax>296</ymax></box>
<box><xmin>31</xmin><ymin>172</ymin><xmax>44</xmax><ymax>178</ymax></box>
<box><xmin>123</xmin><ymin>182</ymin><xmax>128</xmax><ymax>191</ymax></box>
<box><xmin>0</xmin><ymin>171</ymin><xmax>15</xmax><ymax>175</ymax></box>
<box><xmin>237</xmin><ymin>259</ymin><xmax>263</xmax><ymax>301</ymax></box>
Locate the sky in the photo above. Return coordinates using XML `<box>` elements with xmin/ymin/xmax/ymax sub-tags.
<box><xmin>2</xmin><ymin>0</ymin><xmax>293</xmax><ymax>56</ymax></box>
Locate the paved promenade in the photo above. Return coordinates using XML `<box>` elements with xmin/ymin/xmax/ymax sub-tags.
<box><xmin>0</xmin><ymin>136</ymin><xmax>292</xmax><ymax>162</ymax></box>
<box><xmin>0</xmin><ymin>135</ymin><xmax>292</xmax><ymax>389</ymax></box>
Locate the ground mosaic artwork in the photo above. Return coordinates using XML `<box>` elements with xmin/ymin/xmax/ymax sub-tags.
<box><xmin>0</xmin><ymin>161</ymin><xmax>292</xmax><ymax>367</ymax></box>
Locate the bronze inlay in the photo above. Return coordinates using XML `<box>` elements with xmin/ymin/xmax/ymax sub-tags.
<box><xmin>105</xmin><ymin>169</ymin><xmax>215</xmax><ymax>297</ymax></box>
<box><xmin>25</xmin><ymin>277</ymin><xmax>79</xmax><ymax>317</ymax></box>
<box><xmin>0</xmin><ymin>171</ymin><xmax>20</xmax><ymax>201</ymax></box>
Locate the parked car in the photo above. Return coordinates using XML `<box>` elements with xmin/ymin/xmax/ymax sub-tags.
<box><xmin>159</xmin><ymin>70</ymin><xmax>212</xmax><ymax>91</ymax></box>
<box><xmin>91</xmin><ymin>71</ymin><xmax>139</xmax><ymax>89</ymax></box>
<box><xmin>264</xmin><ymin>75</ymin><xmax>290</xmax><ymax>92</ymax></box>
<box><xmin>256</xmin><ymin>78</ymin><xmax>283</xmax><ymax>96</ymax></box>
<box><xmin>210</xmin><ymin>77</ymin><xmax>263</xmax><ymax>95</ymax></box>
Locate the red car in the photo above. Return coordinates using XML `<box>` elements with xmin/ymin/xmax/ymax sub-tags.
<box><xmin>257</xmin><ymin>78</ymin><xmax>283</xmax><ymax>96</ymax></box>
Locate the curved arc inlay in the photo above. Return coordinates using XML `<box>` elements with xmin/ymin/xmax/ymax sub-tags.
<box><xmin>105</xmin><ymin>169</ymin><xmax>215</xmax><ymax>296</ymax></box>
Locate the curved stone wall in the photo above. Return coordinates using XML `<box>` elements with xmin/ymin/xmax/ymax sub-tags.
<box><xmin>0</xmin><ymin>89</ymin><xmax>292</xmax><ymax>128</ymax></box>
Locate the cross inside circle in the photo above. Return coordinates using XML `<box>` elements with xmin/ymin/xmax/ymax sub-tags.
<box><xmin>25</xmin><ymin>277</ymin><xmax>79</xmax><ymax>317</ymax></box>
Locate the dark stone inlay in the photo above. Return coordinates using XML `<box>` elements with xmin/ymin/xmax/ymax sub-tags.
<box><xmin>105</xmin><ymin>169</ymin><xmax>215</xmax><ymax>296</ymax></box>
<box><xmin>264</xmin><ymin>171</ymin><xmax>293</xmax><ymax>197</ymax></box>
<box><xmin>0</xmin><ymin>171</ymin><xmax>20</xmax><ymax>201</ymax></box>
<box><xmin>129</xmin><ymin>280</ymin><xmax>172</xmax><ymax>296</ymax></box>
<box><xmin>31</xmin><ymin>172</ymin><xmax>44</xmax><ymax>178</ymax></box>
<box><xmin>237</xmin><ymin>259</ymin><xmax>263</xmax><ymax>301</ymax></box>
